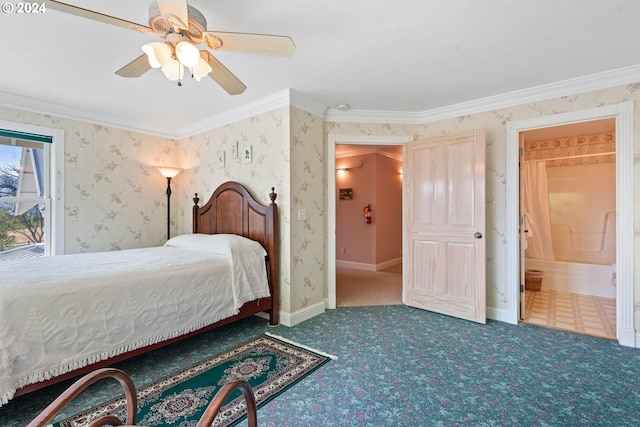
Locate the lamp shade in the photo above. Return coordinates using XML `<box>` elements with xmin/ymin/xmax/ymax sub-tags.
<box><xmin>161</xmin><ymin>58</ymin><xmax>184</xmax><ymax>81</ymax></box>
<box><xmin>141</xmin><ymin>42</ymin><xmax>172</xmax><ymax>68</ymax></box>
<box><xmin>157</xmin><ymin>167</ymin><xmax>182</xmax><ymax>178</ymax></box>
<box><xmin>192</xmin><ymin>57</ymin><xmax>212</xmax><ymax>81</ymax></box>
<box><xmin>175</xmin><ymin>41</ymin><xmax>200</xmax><ymax>68</ymax></box>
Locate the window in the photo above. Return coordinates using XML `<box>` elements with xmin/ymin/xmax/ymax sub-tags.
<box><xmin>0</xmin><ymin>121</ymin><xmax>64</xmax><ymax>259</ymax></box>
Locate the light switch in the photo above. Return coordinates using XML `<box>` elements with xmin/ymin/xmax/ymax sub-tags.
<box><xmin>297</xmin><ymin>209</ymin><xmax>307</xmax><ymax>221</ymax></box>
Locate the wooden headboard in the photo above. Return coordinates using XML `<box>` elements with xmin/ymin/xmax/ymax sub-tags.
<box><xmin>192</xmin><ymin>181</ymin><xmax>279</xmax><ymax>325</ymax></box>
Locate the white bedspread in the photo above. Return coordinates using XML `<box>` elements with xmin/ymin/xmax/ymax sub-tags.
<box><xmin>0</xmin><ymin>241</ymin><xmax>270</xmax><ymax>405</ymax></box>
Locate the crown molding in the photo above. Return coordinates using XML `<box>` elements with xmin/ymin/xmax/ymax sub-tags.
<box><xmin>0</xmin><ymin>90</ymin><xmax>180</xmax><ymax>139</ymax></box>
<box><xmin>324</xmin><ymin>108</ymin><xmax>422</xmax><ymax>124</ymax></box>
<box><xmin>417</xmin><ymin>64</ymin><xmax>640</xmax><ymax>124</ymax></box>
<box><xmin>2</xmin><ymin>64</ymin><xmax>639</xmax><ymax>139</ymax></box>
<box><xmin>178</xmin><ymin>89</ymin><xmax>327</xmax><ymax>138</ymax></box>
<box><xmin>289</xmin><ymin>89</ymin><xmax>328</xmax><ymax>117</ymax></box>
<box><xmin>178</xmin><ymin>89</ymin><xmax>291</xmax><ymax>138</ymax></box>
<box><xmin>0</xmin><ymin>88</ymin><xmax>310</xmax><ymax>140</ymax></box>
<box><xmin>324</xmin><ymin>64</ymin><xmax>640</xmax><ymax>125</ymax></box>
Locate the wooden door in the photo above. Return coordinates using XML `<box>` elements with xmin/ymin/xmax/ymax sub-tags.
<box><xmin>403</xmin><ymin>130</ymin><xmax>486</xmax><ymax>323</ymax></box>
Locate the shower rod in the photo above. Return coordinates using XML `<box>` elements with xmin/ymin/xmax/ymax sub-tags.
<box><xmin>526</xmin><ymin>151</ymin><xmax>615</xmax><ymax>162</ymax></box>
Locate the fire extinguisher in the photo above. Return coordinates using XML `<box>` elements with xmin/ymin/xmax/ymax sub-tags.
<box><xmin>363</xmin><ymin>204</ymin><xmax>372</xmax><ymax>224</ymax></box>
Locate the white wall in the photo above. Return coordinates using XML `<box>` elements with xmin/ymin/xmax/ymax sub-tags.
<box><xmin>547</xmin><ymin>162</ymin><xmax>616</xmax><ymax>265</ymax></box>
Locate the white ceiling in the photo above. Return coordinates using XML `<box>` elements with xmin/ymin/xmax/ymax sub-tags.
<box><xmin>1</xmin><ymin>1</ymin><xmax>639</xmax><ymax>138</ymax></box>
<box><xmin>336</xmin><ymin>145</ymin><xmax>402</xmax><ymax>160</ymax></box>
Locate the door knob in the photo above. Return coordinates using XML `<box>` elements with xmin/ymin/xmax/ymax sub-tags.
<box><xmin>474</xmin><ymin>232</ymin><xmax>483</xmax><ymax>239</ymax></box>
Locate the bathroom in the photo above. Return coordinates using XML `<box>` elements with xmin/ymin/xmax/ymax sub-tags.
<box><xmin>521</xmin><ymin>119</ymin><xmax>617</xmax><ymax>339</ymax></box>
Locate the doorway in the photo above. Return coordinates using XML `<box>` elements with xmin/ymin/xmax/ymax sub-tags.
<box><xmin>326</xmin><ymin>135</ymin><xmax>411</xmax><ymax>309</ymax></box>
<box><xmin>519</xmin><ymin>119</ymin><xmax>617</xmax><ymax>339</ymax></box>
<box><xmin>334</xmin><ymin>143</ymin><xmax>403</xmax><ymax>306</ymax></box>
<box><xmin>506</xmin><ymin>101</ymin><xmax>634</xmax><ymax>347</ymax></box>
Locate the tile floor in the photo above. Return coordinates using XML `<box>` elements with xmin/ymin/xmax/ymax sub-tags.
<box><xmin>523</xmin><ymin>289</ymin><xmax>616</xmax><ymax>340</ymax></box>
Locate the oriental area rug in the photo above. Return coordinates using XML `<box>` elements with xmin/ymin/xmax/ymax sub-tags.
<box><xmin>53</xmin><ymin>334</ymin><xmax>335</xmax><ymax>427</ymax></box>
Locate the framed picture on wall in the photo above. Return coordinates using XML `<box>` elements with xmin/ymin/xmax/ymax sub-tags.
<box><xmin>230</xmin><ymin>141</ymin><xmax>238</xmax><ymax>159</ymax></box>
<box><xmin>339</xmin><ymin>188</ymin><xmax>353</xmax><ymax>200</ymax></box>
<box><xmin>217</xmin><ymin>151</ymin><xmax>225</xmax><ymax>168</ymax></box>
<box><xmin>243</xmin><ymin>145</ymin><xmax>252</xmax><ymax>164</ymax></box>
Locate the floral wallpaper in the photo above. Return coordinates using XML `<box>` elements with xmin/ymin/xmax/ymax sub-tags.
<box><xmin>175</xmin><ymin>107</ymin><xmax>292</xmax><ymax>312</ymax></box>
<box><xmin>326</xmin><ymin>81</ymin><xmax>640</xmax><ymax>330</ymax></box>
<box><xmin>0</xmin><ymin>104</ymin><xmax>326</xmax><ymax>321</ymax></box>
<box><xmin>1</xmin><ymin>80</ymin><xmax>640</xmax><ymax>334</ymax></box>
<box><xmin>289</xmin><ymin>108</ymin><xmax>325</xmax><ymax>312</ymax></box>
<box><xmin>175</xmin><ymin>106</ymin><xmax>325</xmax><ymax>316</ymax></box>
<box><xmin>0</xmin><ymin>106</ymin><xmax>178</xmax><ymax>254</ymax></box>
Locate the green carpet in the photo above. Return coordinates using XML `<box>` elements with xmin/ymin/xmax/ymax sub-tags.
<box><xmin>53</xmin><ymin>334</ymin><xmax>334</xmax><ymax>427</ymax></box>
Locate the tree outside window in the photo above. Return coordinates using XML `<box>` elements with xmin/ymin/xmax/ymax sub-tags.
<box><xmin>0</xmin><ymin>142</ymin><xmax>46</xmax><ymax>255</ymax></box>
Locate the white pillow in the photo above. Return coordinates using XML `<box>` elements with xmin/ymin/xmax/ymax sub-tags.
<box><xmin>165</xmin><ymin>233</ymin><xmax>266</xmax><ymax>257</ymax></box>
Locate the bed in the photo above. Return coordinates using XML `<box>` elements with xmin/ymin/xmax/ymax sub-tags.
<box><xmin>0</xmin><ymin>181</ymin><xmax>279</xmax><ymax>405</ymax></box>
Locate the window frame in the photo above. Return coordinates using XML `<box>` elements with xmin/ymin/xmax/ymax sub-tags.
<box><xmin>0</xmin><ymin>120</ymin><xmax>64</xmax><ymax>255</ymax></box>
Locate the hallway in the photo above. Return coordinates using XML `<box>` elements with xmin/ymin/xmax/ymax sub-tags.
<box><xmin>336</xmin><ymin>265</ymin><xmax>402</xmax><ymax>307</ymax></box>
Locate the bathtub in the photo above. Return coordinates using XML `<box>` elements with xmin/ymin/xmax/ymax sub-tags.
<box><xmin>525</xmin><ymin>258</ymin><xmax>616</xmax><ymax>299</ymax></box>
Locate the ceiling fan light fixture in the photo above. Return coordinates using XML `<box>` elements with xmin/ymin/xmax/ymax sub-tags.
<box><xmin>48</xmin><ymin>0</ymin><xmax>295</xmax><ymax>94</ymax></box>
<box><xmin>141</xmin><ymin>42</ymin><xmax>172</xmax><ymax>68</ymax></box>
<box><xmin>175</xmin><ymin>41</ymin><xmax>200</xmax><ymax>68</ymax></box>
<box><xmin>192</xmin><ymin>57</ymin><xmax>212</xmax><ymax>81</ymax></box>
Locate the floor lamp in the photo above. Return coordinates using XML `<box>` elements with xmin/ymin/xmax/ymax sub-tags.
<box><xmin>157</xmin><ymin>167</ymin><xmax>182</xmax><ymax>240</ymax></box>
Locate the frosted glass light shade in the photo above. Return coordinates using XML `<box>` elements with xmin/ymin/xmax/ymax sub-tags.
<box><xmin>192</xmin><ymin>57</ymin><xmax>212</xmax><ymax>81</ymax></box>
<box><xmin>161</xmin><ymin>58</ymin><xmax>184</xmax><ymax>81</ymax></box>
<box><xmin>141</xmin><ymin>42</ymin><xmax>172</xmax><ymax>68</ymax></box>
<box><xmin>157</xmin><ymin>167</ymin><xmax>182</xmax><ymax>178</ymax></box>
<box><xmin>175</xmin><ymin>41</ymin><xmax>200</xmax><ymax>68</ymax></box>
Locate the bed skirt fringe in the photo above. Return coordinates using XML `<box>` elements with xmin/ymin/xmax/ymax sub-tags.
<box><xmin>3</xmin><ymin>309</ymin><xmax>243</xmax><ymax>406</ymax></box>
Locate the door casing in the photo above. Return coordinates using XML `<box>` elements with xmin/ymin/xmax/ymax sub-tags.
<box><xmin>506</xmin><ymin>102</ymin><xmax>635</xmax><ymax>347</ymax></box>
<box><xmin>328</xmin><ymin>102</ymin><xmax>635</xmax><ymax>348</ymax></box>
<box><xmin>326</xmin><ymin>134</ymin><xmax>412</xmax><ymax>309</ymax></box>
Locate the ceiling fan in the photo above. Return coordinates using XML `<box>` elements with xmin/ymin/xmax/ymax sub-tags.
<box><xmin>45</xmin><ymin>0</ymin><xmax>296</xmax><ymax>95</ymax></box>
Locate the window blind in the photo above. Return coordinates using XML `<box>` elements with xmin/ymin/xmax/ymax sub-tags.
<box><xmin>0</xmin><ymin>129</ymin><xmax>53</xmax><ymax>143</ymax></box>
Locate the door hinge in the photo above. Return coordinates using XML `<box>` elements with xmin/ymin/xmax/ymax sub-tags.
<box><xmin>520</xmin><ymin>283</ymin><xmax>525</xmax><ymax>293</ymax></box>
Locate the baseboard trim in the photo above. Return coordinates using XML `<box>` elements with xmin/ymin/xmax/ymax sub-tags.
<box><xmin>487</xmin><ymin>306</ymin><xmax>517</xmax><ymax>325</ymax></box>
<box><xmin>325</xmin><ymin>295</ymin><xmax>336</xmax><ymax>310</ymax></box>
<box><xmin>620</xmin><ymin>327</ymin><xmax>637</xmax><ymax>348</ymax></box>
<box><xmin>275</xmin><ymin>301</ymin><xmax>326</xmax><ymax>327</ymax></box>
<box><xmin>336</xmin><ymin>258</ymin><xmax>402</xmax><ymax>271</ymax></box>
<box><xmin>376</xmin><ymin>257</ymin><xmax>402</xmax><ymax>271</ymax></box>
<box><xmin>336</xmin><ymin>260</ymin><xmax>375</xmax><ymax>271</ymax></box>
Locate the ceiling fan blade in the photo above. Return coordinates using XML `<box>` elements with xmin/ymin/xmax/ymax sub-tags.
<box><xmin>45</xmin><ymin>0</ymin><xmax>153</xmax><ymax>35</ymax></box>
<box><xmin>203</xmin><ymin>31</ymin><xmax>295</xmax><ymax>57</ymax></box>
<box><xmin>200</xmin><ymin>51</ymin><xmax>247</xmax><ymax>95</ymax></box>
<box><xmin>156</xmin><ymin>0</ymin><xmax>189</xmax><ymax>30</ymax></box>
<box><xmin>115</xmin><ymin>54</ymin><xmax>152</xmax><ymax>78</ymax></box>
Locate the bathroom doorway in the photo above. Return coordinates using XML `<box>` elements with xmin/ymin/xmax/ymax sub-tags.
<box><xmin>519</xmin><ymin>119</ymin><xmax>617</xmax><ymax>339</ymax></box>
